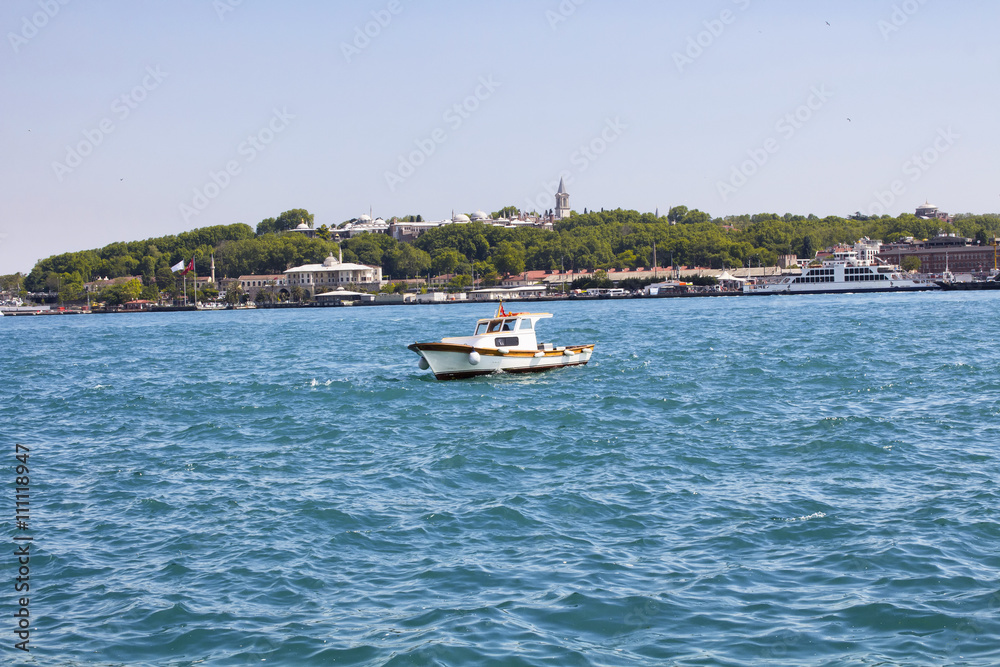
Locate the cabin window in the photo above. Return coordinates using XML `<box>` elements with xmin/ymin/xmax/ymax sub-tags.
<box><xmin>495</xmin><ymin>337</ymin><xmax>519</xmax><ymax>347</ymax></box>
<box><xmin>518</xmin><ymin>319</ymin><xmax>533</xmax><ymax>331</ymax></box>
<box><xmin>475</xmin><ymin>322</ymin><xmax>488</xmax><ymax>335</ymax></box>
<box><xmin>501</xmin><ymin>319</ymin><xmax>514</xmax><ymax>331</ymax></box>
<box><xmin>487</xmin><ymin>320</ymin><xmax>503</xmax><ymax>333</ymax></box>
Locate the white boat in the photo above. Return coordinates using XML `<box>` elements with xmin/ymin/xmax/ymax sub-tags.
<box><xmin>743</xmin><ymin>245</ymin><xmax>938</xmax><ymax>295</ymax></box>
<box><xmin>408</xmin><ymin>304</ymin><xmax>595</xmax><ymax>380</ymax></box>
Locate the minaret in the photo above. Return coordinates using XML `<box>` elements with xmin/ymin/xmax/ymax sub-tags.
<box><xmin>210</xmin><ymin>254</ymin><xmax>216</xmax><ymax>285</ymax></box>
<box><xmin>555</xmin><ymin>178</ymin><xmax>570</xmax><ymax>220</ymax></box>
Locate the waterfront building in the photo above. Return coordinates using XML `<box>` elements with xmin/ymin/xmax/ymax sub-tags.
<box><xmin>238</xmin><ymin>274</ymin><xmax>287</xmax><ymax>300</ymax></box>
<box><xmin>85</xmin><ymin>275</ymin><xmax>143</xmax><ymax>292</ymax></box>
<box><xmin>878</xmin><ymin>234</ymin><xmax>999</xmax><ymax>275</ymax></box>
<box><xmin>283</xmin><ymin>251</ymin><xmax>382</xmax><ymax>297</ymax></box>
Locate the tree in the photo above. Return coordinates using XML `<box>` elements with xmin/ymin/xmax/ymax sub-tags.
<box><xmin>199</xmin><ymin>285</ymin><xmax>219</xmax><ymax>302</ymax></box>
<box><xmin>290</xmin><ymin>285</ymin><xmax>304</xmax><ymax>302</ymax></box>
<box><xmin>801</xmin><ymin>235</ymin><xmax>815</xmax><ymax>259</ymax></box>
<box><xmin>256</xmin><ymin>209</ymin><xmax>314</xmax><ymax>235</ymax></box>
<box><xmin>431</xmin><ymin>249</ymin><xmax>465</xmax><ymax>276</ymax></box>
<box><xmin>473</xmin><ymin>259</ymin><xmax>499</xmax><ymax>286</ymax></box>
<box><xmin>901</xmin><ymin>256</ymin><xmax>921</xmax><ymax>272</ymax></box>
<box><xmin>493</xmin><ymin>241</ymin><xmax>526</xmax><ymax>277</ymax></box>
<box><xmin>668</xmin><ymin>206</ymin><xmax>688</xmax><ymax>224</ymax></box>
<box><xmin>224</xmin><ymin>283</ymin><xmax>243</xmax><ymax>305</ymax></box>
<box><xmin>140</xmin><ymin>284</ymin><xmax>160</xmax><ymax>302</ymax></box>
<box><xmin>386</xmin><ymin>244</ymin><xmax>431</xmax><ymax>279</ymax></box>
<box><xmin>446</xmin><ymin>274</ymin><xmax>472</xmax><ymax>292</ymax></box>
<box><xmin>316</xmin><ymin>224</ymin><xmax>331</xmax><ymax>242</ymax></box>
<box><xmin>99</xmin><ymin>279</ymin><xmax>143</xmax><ymax>307</ymax></box>
<box><xmin>155</xmin><ymin>265</ymin><xmax>179</xmax><ymax>295</ymax></box>
<box><xmin>493</xmin><ymin>205</ymin><xmax>519</xmax><ymax>219</ymax></box>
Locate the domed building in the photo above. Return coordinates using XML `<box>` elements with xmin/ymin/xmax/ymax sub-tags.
<box><xmin>915</xmin><ymin>201</ymin><xmax>949</xmax><ymax>221</ymax></box>
<box><xmin>284</xmin><ymin>249</ymin><xmax>382</xmax><ymax>296</ymax></box>
<box><xmin>452</xmin><ymin>212</ymin><xmax>471</xmax><ymax>223</ymax></box>
<box><xmin>344</xmin><ymin>213</ymin><xmax>390</xmax><ymax>238</ymax></box>
<box><xmin>287</xmin><ymin>221</ymin><xmax>316</xmax><ymax>238</ymax></box>
<box><xmin>471</xmin><ymin>210</ymin><xmax>489</xmax><ymax>222</ymax></box>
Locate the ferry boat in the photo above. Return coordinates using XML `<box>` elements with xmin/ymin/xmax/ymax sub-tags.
<box><xmin>743</xmin><ymin>243</ymin><xmax>938</xmax><ymax>295</ymax></box>
<box><xmin>408</xmin><ymin>304</ymin><xmax>595</xmax><ymax>380</ymax></box>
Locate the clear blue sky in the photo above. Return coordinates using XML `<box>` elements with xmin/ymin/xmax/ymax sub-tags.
<box><xmin>2</xmin><ymin>0</ymin><xmax>997</xmax><ymax>274</ymax></box>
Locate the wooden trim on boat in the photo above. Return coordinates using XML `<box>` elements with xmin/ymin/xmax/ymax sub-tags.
<box><xmin>433</xmin><ymin>360</ymin><xmax>590</xmax><ymax>381</ymax></box>
<box><xmin>409</xmin><ymin>342</ymin><xmax>595</xmax><ymax>358</ymax></box>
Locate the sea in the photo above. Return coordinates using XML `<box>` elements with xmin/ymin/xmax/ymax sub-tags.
<box><xmin>3</xmin><ymin>292</ymin><xmax>1000</xmax><ymax>666</ymax></box>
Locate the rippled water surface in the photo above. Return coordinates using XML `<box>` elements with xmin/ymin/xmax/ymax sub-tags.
<box><xmin>3</xmin><ymin>293</ymin><xmax>1000</xmax><ymax>666</ymax></box>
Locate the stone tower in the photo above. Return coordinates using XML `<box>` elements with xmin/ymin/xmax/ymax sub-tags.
<box><xmin>555</xmin><ymin>177</ymin><xmax>570</xmax><ymax>220</ymax></box>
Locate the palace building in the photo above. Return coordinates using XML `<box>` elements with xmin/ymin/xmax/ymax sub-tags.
<box><xmin>283</xmin><ymin>250</ymin><xmax>382</xmax><ymax>297</ymax></box>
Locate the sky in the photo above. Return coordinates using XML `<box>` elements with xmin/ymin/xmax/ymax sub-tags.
<box><xmin>2</xmin><ymin>0</ymin><xmax>998</xmax><ymax>274</ymax></box>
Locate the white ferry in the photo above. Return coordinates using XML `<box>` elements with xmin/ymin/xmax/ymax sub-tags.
<box><xmin>743</xmin><ymin>243</ymin><xmax>938</xmax><ymax>295</ymax></box>
<box><xmin>408</xmin><ymin>304</ymin><xmax>595</xmax><ymax>380</ymax></box>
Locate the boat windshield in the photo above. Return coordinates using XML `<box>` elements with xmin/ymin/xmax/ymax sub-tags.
<box><xmin>487</xmin><ymin>319</ymin><xmax>504</xmax><ymax>333</ymax></box>
<box><xmin>518</xmin><ymin>318</ymin><xmax>533</xmax><ymax>331</ymax></box>
<box><xmin>475</xmin><ymin>322</ymin><xmax>489</xmax><ymax>335</ymax></box>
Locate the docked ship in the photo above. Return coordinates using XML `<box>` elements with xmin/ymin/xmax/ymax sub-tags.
<box><xmin>408</xmin><ymin>304</ymin><xmax>594</xmax><ymax>380</ymax></box>
<box><xmin>936</xmin><ymin>270</ymin><xmax>1000</xmax><ymax>290</ymax></box>
<box><xmin>743</xmin><ymin>241</ymin><xmax>938</xmax><ymax>295</ymax></box>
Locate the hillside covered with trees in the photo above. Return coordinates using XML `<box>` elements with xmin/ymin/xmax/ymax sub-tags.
<box><xmin>12</xmin><ymin>206</ymin><xmax>1000</xmax><ymax>304</ymax></box>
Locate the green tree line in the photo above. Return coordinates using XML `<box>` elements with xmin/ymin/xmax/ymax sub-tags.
<box><xmin>21</xmin><ymin>206</ymin><xmax>1000</xmax><ymax>300</ymax></box>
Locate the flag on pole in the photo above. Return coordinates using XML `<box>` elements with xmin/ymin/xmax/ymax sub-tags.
<box><xmin>181</xmin><ymin>258</ymin><xmax>195</xmax><ymax>276</ymax></box>
<box><xmin>170</xmin><ymin>260</ymin><xmax>185</xmax><ymax>272</ymax></box>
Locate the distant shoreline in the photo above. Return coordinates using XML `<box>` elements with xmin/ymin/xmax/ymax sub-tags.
<box><xmin>5</xmin><ymin>287</ymin><xmax>967</xmax><ymax>317</ymax></box>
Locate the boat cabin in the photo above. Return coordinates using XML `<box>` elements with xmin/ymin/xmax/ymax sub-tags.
<box><xmin>474</xmin><ymin>316</ymin><xmax>536</xmax><ymax>335</ymax></box>
<box><xmin>443</xmin><ymin>313</ymin><xmax>553</xmax><ymax>351</ymax></box>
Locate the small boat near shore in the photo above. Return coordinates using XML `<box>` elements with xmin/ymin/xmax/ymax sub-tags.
<box><xmin>408</xmin><ymin>303</ymin><xmax>594</xmax><ymax>380</ymax></box>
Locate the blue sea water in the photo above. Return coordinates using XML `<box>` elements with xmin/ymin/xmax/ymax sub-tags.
<box><xmin>3</xmin><ymin>292</ymin><xmax>1000</xmax><ymax>666</ymax></box>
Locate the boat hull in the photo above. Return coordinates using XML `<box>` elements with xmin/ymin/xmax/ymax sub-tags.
<box><xmin>935</xmin><ymin>280</ymin><xmax>1000</xmax><ymax>290</ymax></box>
<box><xmin>408</xmin><ymin>342</ymin><xmax>594</xmax><ymax>380</ymax></box>
<box><xmin>743</xmin><ymin>283</ymin><xmax>938</xmax><ymax>295</ymax></box>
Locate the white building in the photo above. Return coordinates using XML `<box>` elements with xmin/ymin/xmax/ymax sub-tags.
<box><xmin>341</xmin><ymin>214</ymin><xmax>391</xmax><ymax>238</ymax></box>
<box><xmin>284</xmin><ymin>251</ymin><xmax>383</xmax><ymax>296</ymax></box>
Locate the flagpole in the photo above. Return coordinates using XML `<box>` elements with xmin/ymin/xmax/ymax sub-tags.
<box><xmin>193</xmin><ymin>257</ymin><xmax>198</xmax><ymax>308</ymax></box>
